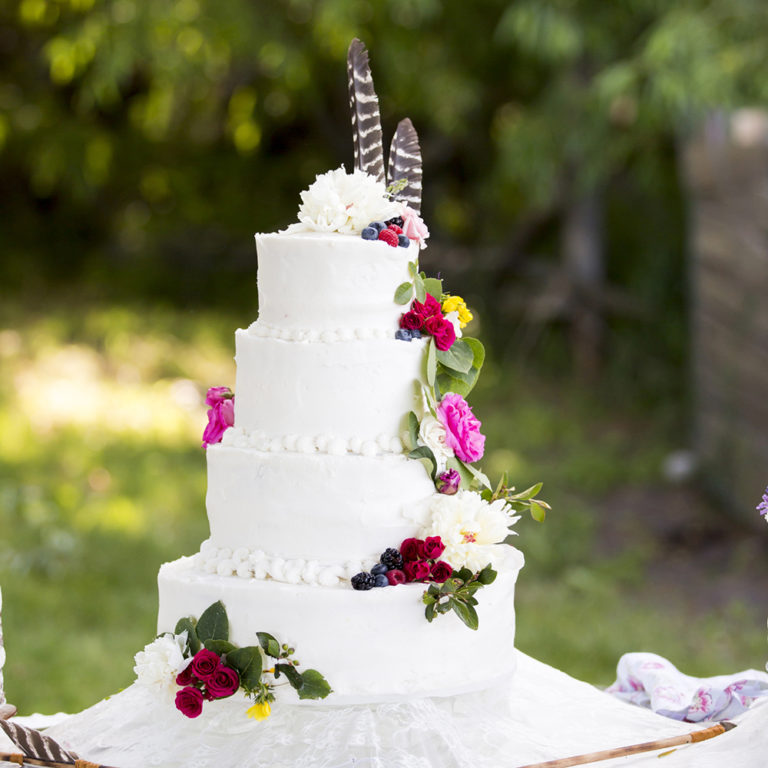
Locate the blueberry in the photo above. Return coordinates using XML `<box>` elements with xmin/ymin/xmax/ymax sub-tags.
<box><xmin>361</xmin><ymin>226</ymin><xmax>378</xmax><ymax>240</ymax></box>
<box><xmin>398</xmin><ymin>234</ymin><xmax>410</xmax><ymax>248</ymax></box>
<box><xmin>395</xmin><ymin>329</ymin><xmax>413</xmax><ymax>342</ymax></box>
<box><xmin>371</xmin><ymin>221</ymin><xmax>386</xmax><ymax>233</ymax></box>
<box><xmin>371</xmin><ymin>562</ymin><xmax>389</xmax><ymax>576</ymax></box>
<box><xmin>374</xmin><ymin>573</ymin><xmax>389</xmax><ymax>588</ymax></box>
<box><xmin>410</xmin><ymin>329</ymin><xmax>422</xmax><ymax>339</ymax></box>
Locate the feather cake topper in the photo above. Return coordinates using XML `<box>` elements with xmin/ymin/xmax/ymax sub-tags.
<box><xmin>347</xmin><ymin>39</ymin><xmax>423</xmax><ymax>212</ymax></box>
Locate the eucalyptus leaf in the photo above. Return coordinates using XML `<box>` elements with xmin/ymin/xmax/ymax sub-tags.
<box><xmin>414</xmin><ymin>273</ymin><xmax>426</xmax><ymax>303</ymax></box>
<box><xmin>450</xmin><ymin>599</ymin><xmax>479</xmax><ymax>630</ymax></box>
<box><xmin>408</xmin><ymin>445</ymin><xmax>437</xmax><ymax>480</ymax></box>
<box><xmin>205</xmin><ymin>639</ymin><xmax>237</xmax><ymax>656</ymax></box>
<box><xmin>408</xmin><ymin>411</ymin><xmax>420</xmax><ymax>451</ymax></box>
<box><xmin>256</xmin><ymin>632</ymin><xmax>281</xmax><ymax>658</ymax></box>
<box><xmin>297</xmin><ymin>669</ymin><xmax>332</xmax><ymax>700</ymax></box>
<box><xmin>226</xmin><ymin>646</ymin><xmax>263</xmax><ymax>691</ymax></box>
<box><xmin>435</xmin><ymin>340</ymin><xmax>474</xmax><ymax>374</ymax></box>
<box><xmin>426</xmin><ymin>338</ymin><xmax>437</xmax><ymax>388</ymax></box>
<box><xmin>196</xmin><ymin>601</ymin><xmax>229</xmax><ymax>643</ymax></box>
<box><xmin>174</xmin><ymin>617</ymin><xmax>201</xmax><ymax>655</ymax></box>
<box><xmin>394</xmin><ymin>281</ymin><xmax>413</xmax><ymax>305</ymax></box>
<box><xmin>423</xmin><ymin>277</ymin><xmax>443</xmax><ymax>301</ymax></box>
<box><xmin>274</xmin><ymin>662</ymin><xmax>303</xmax><ymax>690</ymax></box>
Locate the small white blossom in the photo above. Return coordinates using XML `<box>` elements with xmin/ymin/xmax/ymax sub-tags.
<box><xmin>418</xmin><ymin>415</ymin><xmax>454</xmax><ymax>472</ymax></box>
<box><xmin>423</xmin><ymin>491</ymin><xmax>519</xmax><ymax>572</ymax></box>
<box><xmin>444</xmin><ymin>310</ymin><xmax>463</xmax><ymax>339</ymax></box>
<box><xmin>134</xmin><ymin>632</ymin><xmax>190</xmax><ymax>693</ymax></box>
<box><xmin>284</xmin><ymin>167</ymin><xmax>401</xmax><ymax>235</ymax></box>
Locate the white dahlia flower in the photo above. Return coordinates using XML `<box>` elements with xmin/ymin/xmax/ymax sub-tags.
<box><xmin>285</xmin><ymin>167</ymin><xmax>401</xmax><ymax>235</ymax></box>
<box><xmin>133</xmin><ymin>632</ymin><xmax>190</xmax><ymax>692</ymax></box>
<box><xmin>423</xmin><ymin>490</ymin><xmax>520</xmax><ymax>572</ymax></box>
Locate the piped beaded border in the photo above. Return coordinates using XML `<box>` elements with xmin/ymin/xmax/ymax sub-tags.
<box><xmin>248</xmin><ymin>320</ymin><xmax>396</xmax><ymax>343</ymax></box>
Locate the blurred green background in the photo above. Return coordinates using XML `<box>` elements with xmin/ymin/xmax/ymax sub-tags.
<box><xmin>1</xmin><ymin>0</ymin><xmax>767</xmax><ymax>714</ymax></box>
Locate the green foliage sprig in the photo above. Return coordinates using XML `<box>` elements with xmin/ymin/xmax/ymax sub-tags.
<box><xmin>422</xmin><ymin>565</ymin><xmax>497</xmax><ymax>631</ymax></box>
<box><xmin>481</xmin><ymin>474</ymin><xmax>551</xmax><ymax>525</ymax></box>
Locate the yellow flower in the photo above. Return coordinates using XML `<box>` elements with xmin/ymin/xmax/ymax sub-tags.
<box><xmin>441</xmin><ymin>296</ymin><xmax>473</xmax><ymax>328</ymax></box>
<box><xmin>246</xmin><ymin>701</ymin><xmax>272</xmax><ymax>721</ymax></box>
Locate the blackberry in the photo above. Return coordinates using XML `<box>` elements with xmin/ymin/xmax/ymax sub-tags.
<box><xmin>386</xmin><ymin>216</ymin><xmax>404</xmax><ymax>228</ymax></box>
<box><xmin>351</xmin><ymin>572</ymin><xmax>376</xmax><ymax>591</ymax></box>
<box><xmin>380</xmin><ymin>548</ymin><xmax>404</xmax><ymax>571</ymax></box>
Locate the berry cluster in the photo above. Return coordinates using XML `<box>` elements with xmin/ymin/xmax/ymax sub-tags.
<box><xmin>361</xmin><ymin>218</ymin><xmax>410</xmax><ymax>248</ymax></box>
<box><xmin>350</xmin><ymin>538</ymin><xmax>453</xmax><ymax>590</ymax></box>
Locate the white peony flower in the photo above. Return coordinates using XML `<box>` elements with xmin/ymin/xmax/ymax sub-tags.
<box><xmin>444</xmin><ymin>310</ymin><xmax>463</xmax><ymax>339</ymax></box>
<box><xmin>418</xmin><ymin>415</ymin><xmax>454</xmax><ymax>472</ymax></box>
<box><xmin>134</xmin><ymin>632</ymin><xmax>190</xmax><ymax>693</ymax></box>
<box><xmin>284</xmin><ymin>167</ymin><xmax>401</xmax><ymax>235</ymax></box>
<box><xmin>423</xmin><ymin>490</ymin><xmax>520</xmax><ymax>572</ymax></box>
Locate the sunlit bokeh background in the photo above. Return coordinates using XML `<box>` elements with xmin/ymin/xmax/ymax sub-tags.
<box><xmin>2</xmin><ymin>0</ymin><xmax>767</xmax><ymax>714</ymax></box>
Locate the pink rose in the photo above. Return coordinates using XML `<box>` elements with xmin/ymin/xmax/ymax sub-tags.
<box><xmin>386</xmin><ymin>569</ymin><xmax>406</xmax><ymax>586</ymax></box>
<box><xmin>202</xmin><ymin>387</ymin><xmax>235</xmax><ymax>448</ymax></box>
<box><xmin>401</xmin><ymin>205</ymin><xmax>430</xmax><ymax>247</ymax></box>
<box><xmin>175</xmin><ymin>686</ymin><xmax>204</xmax><ymax>718</ymax></box>
<box><xmin>412</xmin><ymin>295</ymin><xmax>442</xmax><ymax>323</ymax></box>
<box><xmin>424</xmin><ymin>315</ymin><xmax>456</xmax><ymax>350</ymax></box>
<box><xmin>404</xmin><ymin>560</ymin><xmax>431</xmax><ymax>582</ymax></box>
<box><xmin>430</xmin><ymin>560</ymin><xmax>453</xmax><ymax>583</ymax></box>
<box><xmin>190</xmin><ymin>649</ymin><xmax>220</xmax><ymax>681</ymax></box>
<box><xmin>400</xmin><ymin>311</ymin><xmax>423</xmax><ymax>331</ymax></box>
<box><xmin>423</xmin><ymin>536</ymin><xmax>446</xmax><ymax>560</ymax></box>
<box><xmin>176</xmin><ymin>666</ymin><xmax>195</xmax><ymax>686</ymax></box>
<box><xmin>207</xmin><ymin>665</ymin><xmax>240</xmax><ymax>699</ymax></box>
<box><xmin>436</xmin><ymin>393</ymin><xmax>485</xmax><ymax>463</ymax></box>
<box><xmin>400</xmin><ymin>537</ymin><xmax>426</xmax><ymax>562</ymax></box>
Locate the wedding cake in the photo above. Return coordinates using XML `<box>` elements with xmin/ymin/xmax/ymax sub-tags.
<box><xmin>142</xmin><ymin>39</ymin><xmax>546</xmax><ymax>719</ymax></box>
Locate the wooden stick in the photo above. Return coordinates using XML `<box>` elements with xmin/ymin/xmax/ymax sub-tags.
<box><xmin>515</xmin><ymin>721</ymin><xmax>736</xmax><ymax>768</ymax></box>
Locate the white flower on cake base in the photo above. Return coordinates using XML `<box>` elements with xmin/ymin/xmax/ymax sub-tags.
<box><xmin>134</xmin><ymin>632</ymin><xmax>190</xmax><ymax>694</ymax></box>
<box><xmin>285</xmin><ymin>167</ymin><xmax>401</xmax><ymax>235</ymax></box>
<box><xmin>423</xmin><ymin>490</ymin><xmax>520</xmax><ymax>572</ymax></box>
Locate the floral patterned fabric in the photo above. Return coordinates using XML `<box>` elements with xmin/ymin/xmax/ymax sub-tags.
<box><xmin>607</xmin><ymin>652</ymin><xmax>768</xmax><ymax>722</ymax></box>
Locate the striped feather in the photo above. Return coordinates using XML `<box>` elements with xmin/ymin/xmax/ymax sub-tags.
<box><xmin>347</xmin><ymin>38</ymin><xmax>385</xmax><ymax>183</ymax></box>
<box><xmin>0</xmin><ymin>719</ymin><xmax>79</xmax><ymax>764</ymax></box>
<box><xmin>387</xmin><ymin>118</ymin><xmax>423</xmax><ymax>213</ymax></box>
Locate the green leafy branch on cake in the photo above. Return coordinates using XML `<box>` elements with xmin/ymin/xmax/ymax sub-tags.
<box><xmin>422</xmin><ymin>564</ymin><xmax>497</xmax><ymax>631</ymax></box>
<box><xmin>483</xmin><ymin>475</ymin><xmax>551</xmax><ymax>525</ymax></box>
<box><xmin>134</xmin><ymin>601</ymin><xmax>331</xmax><ymax>721</ymax></box>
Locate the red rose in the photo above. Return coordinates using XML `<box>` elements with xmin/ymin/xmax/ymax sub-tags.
<box><xmin>207</xmin><ymin>665</ymin><xmax>240</xmax><ymax>699</ymax></box>
<box><xmin>386</xmin><ymin>569</ymin><xmax>406</xmax><ymax>586</ymax></box>
<box><xmin>425</xmin><ymin>315</ymin><xmax>456</xmax><ymax>351</ymax></box>
<box><xmin>190</xmin><ymin>649</ymin><xmax>220</xmax><ymax>681</ymax></box>
<box><xmin>412</xmin><ymin>295</ymin><xmax>442</xmax><ymax>322</ymax></box>
<box><xmin>404</xmin><ymin>560</ymin><xmax>431</xmax><ymax>582</ymax></box>
<box><xmin>430</xmin><ymin>560</ymin><xmax>453</xmax><ymax>583</ymax></box>
<box><xmin>176</xmin><ymin>665</ymin><xmax>195</xmax><ymax>686</ymax></box>
<box><xmin>175</xmin><ymin>686</ymin><xmax>204</xmax><ymax>718</ymax></box>
<box><xmin>400</xmin><ymin>311</ymin><xmax>423</xmax><ymax>331</ymax></box>
<box><xmin>400</xmin><ymin>537</ymin><xmax>426</xmax><ymax>561</ymax></box>
<box><xmin>423</xmin><ymin>536</ymin><xmax>446</xmax><ymax>560</ymax></box>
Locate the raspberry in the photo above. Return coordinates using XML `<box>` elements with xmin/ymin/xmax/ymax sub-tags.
<box><xmin>378</xmin><ymin>228</ymin><xmax>399</xmax><ymax>247</ymax></box>
<box><xmin>387</xmin><ymin>224</ymin><xmax>403</xmax><ymax>235</ymax></box>
<box><xmin>351</xmin><ymin>572</ymin><xmax>376</xmax><ymax>591</ymax></box>
<box><xmin>380</xmin><ymin>548</ymin><xmax>404</xmax><ymax>570</ymax></box>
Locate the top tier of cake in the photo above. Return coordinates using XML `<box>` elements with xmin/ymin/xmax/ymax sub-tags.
<box><xmin>253</xmin><ymin>232</ymin><xmax>417</xmax><ymax>337</ymax></box>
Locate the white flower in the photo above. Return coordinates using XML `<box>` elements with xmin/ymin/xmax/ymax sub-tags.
<box><xmin>423</xmin><ymin>490</ymin><xmax>520</xmax><ymax>572</ymax></box>
<box><xmin>284</xmin><ymin>167</ymin><xmax>401</xmax><ymax>235</ymax></box>
<box><xmin>134</xmin><ymin>632</ymin><xmax>190</xmax><ymax>693</ymax></box>
<box><xmin>444</xmin><ymin>310</ymin><xmax>463</xmax><ymax>339</ymax></box>
<box><xmin>418</xmin><ymin>415</ymin><xmax>454</xmax><ymax>472</ymax></box>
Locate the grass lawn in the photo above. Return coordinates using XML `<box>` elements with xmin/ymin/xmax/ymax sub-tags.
<box><xmin>1</xmin><ymin>302</ymin><xmax>766</xmax><ymax>714</ymax></box>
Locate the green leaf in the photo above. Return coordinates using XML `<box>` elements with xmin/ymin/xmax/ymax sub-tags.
<box><xmin>274</xmin><ymin>662</ymin><xmax>303</xmax><ymax>690</ymax></box>
<box><xmin>463</xmin><ymin>337</ymin><xmax>486</xmax><ymax>374</ymax></box>
<box><xmin>445</xmin><ymin>457</ymin><xmax>474</xmax><ymax>492</ymax></box>
<box><xmin>450</xmin><ymin>598</ymin><xmax>479</xmax><ymax>630</ymax></box>
<box><xmin>425</xmin><ymin>602</ymin><xmax>436</xmax><ymax>622</ymax></box>
<box><xmin>423</xmin><ymin>277</ymin><xmax>443</xmax><ymax>300</ymax></box>
<box><xmin>408</xmin><ymin>260</ymin><xmax>418</xmax><ymax>278</ymax></box>
<box><xmin>297</xmin><ymin>669</ymin><xmax>332</xmax><ymax>700</ymax></box>
<box><xmin>394</xmin><ymin>281</ymin><xmax>413</xmax><ymax>305</ymax></box>
<box><xmin>408</xmin><ymin>411</ymin><xmax>420</xmax><ymax>452</ymax></box>
<box><xmin>530</xmin><ymin>501</ymin><xmax>547</xmax><ymax>522</ymax></box>
<box><xmin>226</xmin><ymin>646</ymin><xmax>263</xmax><ymax>691</ymax></box>
<box><xmin>196</xmin><ymin>601</ymin><xmax>229</xmax><ymax>643</ymax></box>
<box><xmin>460</xmin><ymin>459</ymin><xmax>492</xmax><ymax>490</ymax></box>
<box><xmin>414</xmin><ymin>274</ymin><xmax>426</xmax><ymax>303</ymax></box>
<box><xmin>436</xmin><ymin>366</ymin><xmax>480</xmax><ymax>398</ymax></box>
<box><xmin>174</xmin><ymin>617</ymin><xmax>201</xmax><ymax>655</ymax></box>
<box><xmin>477</xmin><ymin>565</ymin><xmax>498</xmax><ymax>585</ymax></box>
<box><xmin>435</xmin><ymin>340</ymin><xmax>474</xmax><ymax>374</ymax></box>
<box><xmin>455</xmin><ymin>567</ymin><xmax>473</xmax><ymax>582</ymax></box>
<box><xmin>510</xmin><ymin>482</ymin><xmax>543</xmax><ymax>501</ymax></box>
<box><xmin>408</xmin><ymin>445</ymin><xmax>437</xmax><ymax>480</ymax></box>
<box><xmin>205</xmin><ymin>639</ymin><xmax>237</xmax><ymax>656</ymax></box>
<box><xmin>426</xmin><ymin>338</ymin><xmax>437</xmax><ymax>388</ymax></box>
<box><xmin>256</xmin><ymin>632</ymin><xmax>281</xmax><ymax>658</ymax></box>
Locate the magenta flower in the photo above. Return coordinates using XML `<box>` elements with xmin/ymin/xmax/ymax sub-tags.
<box><xmin>202</xmin><ymin>386</ymin><xmax>234</xmax><ymax>448</ymax></box>
<box><xmin>175</xmin><ymin>686</ymin><xmax>204</xmax><ymax>718</ymax></box>
<box><xmin>436</xmin><ymin>469</ymin><xmax>461</xmax><ymax>495</ymax></box>
<box><xmin>758</xmin><ymin>487</ymin><xmax>768</xmax><ymax>521</ymax></box>
<box><xmin>436</xmin><ymin>393</ymin><xmax>485</xmax><ymax>463</ymax></box>
<box><xmin>206</xmin><ymin>665</ymin><xmax>240</xmax><ymax>699</ymax></box>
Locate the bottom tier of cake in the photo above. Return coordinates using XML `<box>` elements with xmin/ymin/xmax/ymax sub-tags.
<box><xmin>157</xmin><ymin>553</ymin><xmax>523</xmax><ymax>704</ymax></box>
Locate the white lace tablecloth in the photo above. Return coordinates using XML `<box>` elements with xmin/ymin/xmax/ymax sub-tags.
<box><xmin>2</xmin><ymin>652</ymin><xmax>766</xmax><ymax>768</ymax></box>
